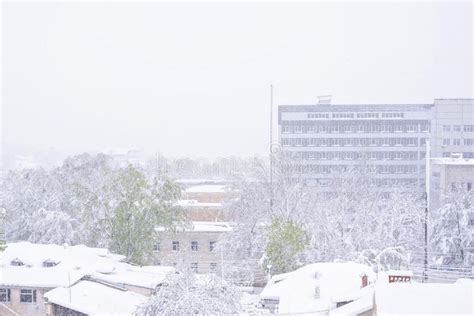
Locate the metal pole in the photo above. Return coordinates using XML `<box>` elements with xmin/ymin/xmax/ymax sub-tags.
<box><xmin>423</xmin><ymin>140</ymin><xmax>431</xmax><ymax>283</ymax></box>
<box><xmin>68</xmin><ymin>272</ymin><xmax>72</xmax><ymax>303</ymax></box>
<box><xmin>270</xmin><ymin>85</ymin><xmax>274</xmax><ymax>215</ymax></box>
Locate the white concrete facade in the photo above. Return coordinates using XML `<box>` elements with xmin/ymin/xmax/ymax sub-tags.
<box><xmin>278</xmin><ymin>99</ymin><xmax>474</xmax><ymax>189</ymax></box>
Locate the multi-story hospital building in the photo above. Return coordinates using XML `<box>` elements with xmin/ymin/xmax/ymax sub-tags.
<box><xmin>278</xmin><ymin>98</ymin><xmax>473</xmax><ymax>188</ymax></box>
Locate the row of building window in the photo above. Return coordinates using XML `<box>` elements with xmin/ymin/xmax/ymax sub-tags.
<box><xmin>156</xmin><ymin>262</ymin><xmax>219</xmax><ymax>273</ymax></box>
<box><xmin>442</xmin><ymin>152</ymin><xmax>474</xmax><ymax>158</ymax></box>
<box><xmin>290</xmin><ymin>151</ymin><xmax>420</xmax><ymax>161</ymax></box>
<box><xmin>291</xmin><ymin>164</ymin><xmax>418</xmax><ymax>174</ymax></box>
<box><xmin>461</xmin><ymin>139</ymin><xmax>474</xmax><ymax>146</ymax></box>
<box><xmin>443</xmin><ymin>125</ymin><xmax>474</xmax><ymax>132</ymax></box>
<box><xmin>0</xmin><ymin>289</ymin><xmax>36</xmax><ymax>303</ymax></box>
<box><xmin>306</xmin><ymin>112</ymin><xmax>405</xmax><ymax>120</ymax></box>
<box><xmin>442</xmin><ymin>139</ymin><xmax>474</xmax><ymax>146</ymax></box>
<box><xmin>176</xmin><ymin>262</ymin><xmax>217</xmax><ymax>273</ymax></box>
<box><xmin>450</xmin><ymin>182</ymin><xmax>473</xmax><ymax>192</ymax></box>
<box><xmin>154</xmin><ymin>241</ymin><xmax>217</xmax><ymax>252</ymax></box>
<box><xmin>10</xmin><ymin>258</ymin><xmax>58</xmax><ymax>268</ymax></box>
<box><xmin>281</xmin><ymin>137</ymin><xmax>423</xmax><ymax>147</ymax></box>
<box><xmin>306</xmin><ymin>178</ymin><xmax>420</xmax><ymax>187</ymax></box>
<box><xmin>282</xmin><ymin>124</ymin><xmax>428</xmax><ymax>134</ymax></box>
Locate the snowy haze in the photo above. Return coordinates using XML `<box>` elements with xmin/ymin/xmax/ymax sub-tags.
<box><xmin>1</xmin><ymin>1</ymin><xmax>473</xmax><ymax>165</ymax></box>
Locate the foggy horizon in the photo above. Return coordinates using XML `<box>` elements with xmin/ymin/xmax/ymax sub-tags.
<box><xmin>2</xmin><ymin>1</ymin><xmax>473</xmax><ymax>165</ymax></box>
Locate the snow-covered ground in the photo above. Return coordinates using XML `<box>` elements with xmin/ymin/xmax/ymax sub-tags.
<box><xmin>375</xmin><ymin>278</ymin><xmax>473</xmax><ymax>315</ymax></box>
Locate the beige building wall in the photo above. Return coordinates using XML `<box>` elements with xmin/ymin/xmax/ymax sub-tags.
<box><xmin>430</xmin><ymin>159</ymin><xmax>474</xmax><ymax>209</ymax></box>
<box><xmin>0</xmin><ymin>287</ymin><xmax>50</xmax><ymax>316</ymax></box>
<box><xmin>155</xmin><ymin>230</ymin><xmax>224</xmax><ymax>274</ymax></box>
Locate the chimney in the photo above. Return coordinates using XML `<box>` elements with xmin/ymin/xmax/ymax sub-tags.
<box><xmin>317</xmin><ymin>95</ymin><xmax>332</xmax><ymax>105</ymax></box>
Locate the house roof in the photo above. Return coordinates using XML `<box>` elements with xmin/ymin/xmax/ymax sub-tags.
<box><xmin>0</xmin><ymin>267</ymin><xmax>85</xmax><ymax>288</ymax></box>
<box><xmin>431</xmin><ymin>158</ymin><xmax>474</xmax><ymax>166</ymax></box>
<box><xmin>329</xmin><ymin>287</ymin><xmax>374</xmax><ymax>316</ymax></box>
<box><xmin>177</xmin><ymin>199</ymin><xmax>223</xmax><ymax>208</ymax></box>
<box><xmin>0</xmin><ymin>242</ymin><xmax>125</xmax><ymax>288</ymax></box>
<box><xmin>260</xmin><ymin>262</ymin><xmax>375</xmax><ymax>314</ymax></box>
<box><xmin>91</xmin><ymin>264</ymin><xmax>175</xmax><ymax>289</ymax></box>
<box><xmin>0</xmin><ymin>242</ymin><xmax>172</xmax><ymax>289</ymax></box>
<box><xmin>0</xmin><ymin>242</ymin><xmax>125</xmax><ymax>269</ymax></box>
<box><xmin>44</xmin><ymin>280</ymin><xmax>147</xmax><ymax>315</ymax></box>
<box><xmin>156</xmin><ymin>221</ymin><xmax>232</xmax><ymax>233</ymax></box>
<box><xmin>184</xmin><ymin>184</ymin><xmax>229</xmax><ymax>193</ymax></box>
<box><xmin>279</xmin><ymin>104</ymin><xmax>433</xmax><ymax>113</ymax></box>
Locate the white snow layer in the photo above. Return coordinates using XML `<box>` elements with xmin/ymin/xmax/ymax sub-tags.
<box><xmin>375</xmin><ymin>280</ymin><xmax>473</xmax><ymax>315</ymax></box>
<box><xmin>260</xmin><ymin>262</ymin><xmax>375</xmax><ymax>314</ymax></box>
<box><xmin>44</xmin><ymin>280</ymin><xmax>147</xmax><ymax>315</ymax></box>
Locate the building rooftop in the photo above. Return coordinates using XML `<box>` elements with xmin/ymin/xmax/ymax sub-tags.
<box><xmin>0</xmin><ymin>241</ymin><xmax>125</xmax><ymax>269</ymax></box>
<box><xmin>177</xmin><ymin>199</ymin><xmax>223</xmax><ymax>208</ymax></box>
<box><xmin>44</xmin><ymin>280</ymin><xmax>147</xmax><ymax>315</ymax></box>
<box><xmin>184</xmin><ymin>184</ymin><xmax>229</xmax><ymax>193</ymax></box>
<box><xmin>279</xmin><ymin>104</ymin><xmax>434</xmax><ymax>112</ymax></box>
<box><xmin>156</xmin><ymin>221</ymin><xmax>232</xmax><ymax>233</ymax></box>
<box><xmin>260</xmin><ymin>262</ymin><xmax>375</xmax><ymax>314</ymax></box>
<box><xmin>431</xmin><ymin>158</ymin><xmax>474</xmax><ymax>166</ymax></box>
<box><xmin>0</xmin><ymin>242</ymin><xmax>173</xmax><ymax>289</ymax></box>
<box><xmin>91</xmin><ymin>265</ymin><xmax>175</xmax><ymax>289</ymax></box>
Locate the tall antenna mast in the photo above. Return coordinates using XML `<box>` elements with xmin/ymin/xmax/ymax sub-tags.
<box><xmin>423</xmin><ymin>139</ymin><xmax>431</xmax><ymax>283</ymax></box>
<box><xmin>270</xmin><ymin>84</ymin><xmax>274</xmax><ymax>215</ymax></box>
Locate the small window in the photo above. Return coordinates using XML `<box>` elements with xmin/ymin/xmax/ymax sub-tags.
<box><xmin>210</xmin><ymin>263</ymin><xmax>218</xmax><ymax>273</ymax></box>
<box><xmin>191</xmin><ymin>262</ymin><xmax>198</xmax><ymax>273</ymax></box>
<box><xmin>191</xmin><ymin>241</ymin><xmax>198</xmax><ymax>251</ymax></box>
<box><xmin>172</xmin><ymin>241</ymin><xmax>180</xmax><ymax>251</ymax></box>
<box><xmin>43</xmin><ymin>260</ymin><xmax>58</xmax><ymax>268</ymax></box>
<box><xmin>11</xmin><ymin>258</ymin><xmax>24</xmax><ymax>266</ymax></box>
<box><xmin>20</xmin><ymin>289</ymin><xmax>36</xmax><ymax>303</ymax></box>
<box><xmin>209</xmin><ymin>241</ymin><xmax>216</xmax><ymax>252</ymax></box>
<box><xmin>153</xmin><ymin>242</ymin><xmax>160</xmax><ymax>252</ymax></box>
<box><xmin>0</xmin><ymin>289</ymin><xmax>11</xmax><ymax>302</ymax></box>
<box><xmin>443</xmin><ymin>125</ymin><xmax>451</xmax><ymax>132</ymax></box>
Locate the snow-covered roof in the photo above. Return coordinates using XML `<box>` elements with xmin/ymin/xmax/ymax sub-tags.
<box><xmin>260</xmin><ymin>262</ymin><xmax>375</xmax><ymax>314</ymax></box>
<box><xmin>0</xmin><ymin>267</ymin><xmax>85</xmax><ymax>288</ymax></box>
<box><xmin>386</xmin><ymin>270</ymin><xmax>413</xmax><ymax>276</ymax></box>
<box><xmin>184</xmin><ymin>184</ymin><xmax>229</xmax><ymax>193</ymax></box>
<box><xmin>176</xmin><ymin>179</ymin><xmax>228</xmax><ymax>185</ymax></box>
<box><xmin>0</xmin><ymin>242</ymin><xmax>175</xmax><ymax>291</ymax></box>
<box><xmin>375</xmin><ymin>280</ymin><xmax>473</xmax><ymax>315</ymax></box>
<box><xmin>177</xmin><ymin>199</ymin><xmax>223</xmax><ymax>208</ymax></box>
<box><xmin>329</xmin><ymin>287</ymin><xmax>374</xmax><ymax>316</ymax></box>
<box><xmin>44</xmin><ymin>280</ymin><xmax>147</xmax><ymax>315</ymax></box>
<box><xmin>91</xmin><ymin>264</ymin><xmax>175</xmax><ymax>289</ymax></box>
<box><xmin>431</xmin><ymin>158</ymin><xmax>474</xmax><ymax>165</ymax></box>
<box><xmin>157</xmin><ymin>221</ymin><xmax>232</xmax><ymax>233</ymax></box>
<box><xmin>190</xmin><ymin>221</ymin><xmax>232</xmax><ymax>232</ymax></box>
<box><xmin>0</xmin><ymin>242</ymin><xmax>125</xmax><ymax>269</ymax></box>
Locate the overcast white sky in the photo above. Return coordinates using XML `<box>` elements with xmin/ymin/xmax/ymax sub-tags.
<box><xmin>1</xmin><ymin>1</ymin><xmax>473</xmax><ymax>161</ymax></box>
